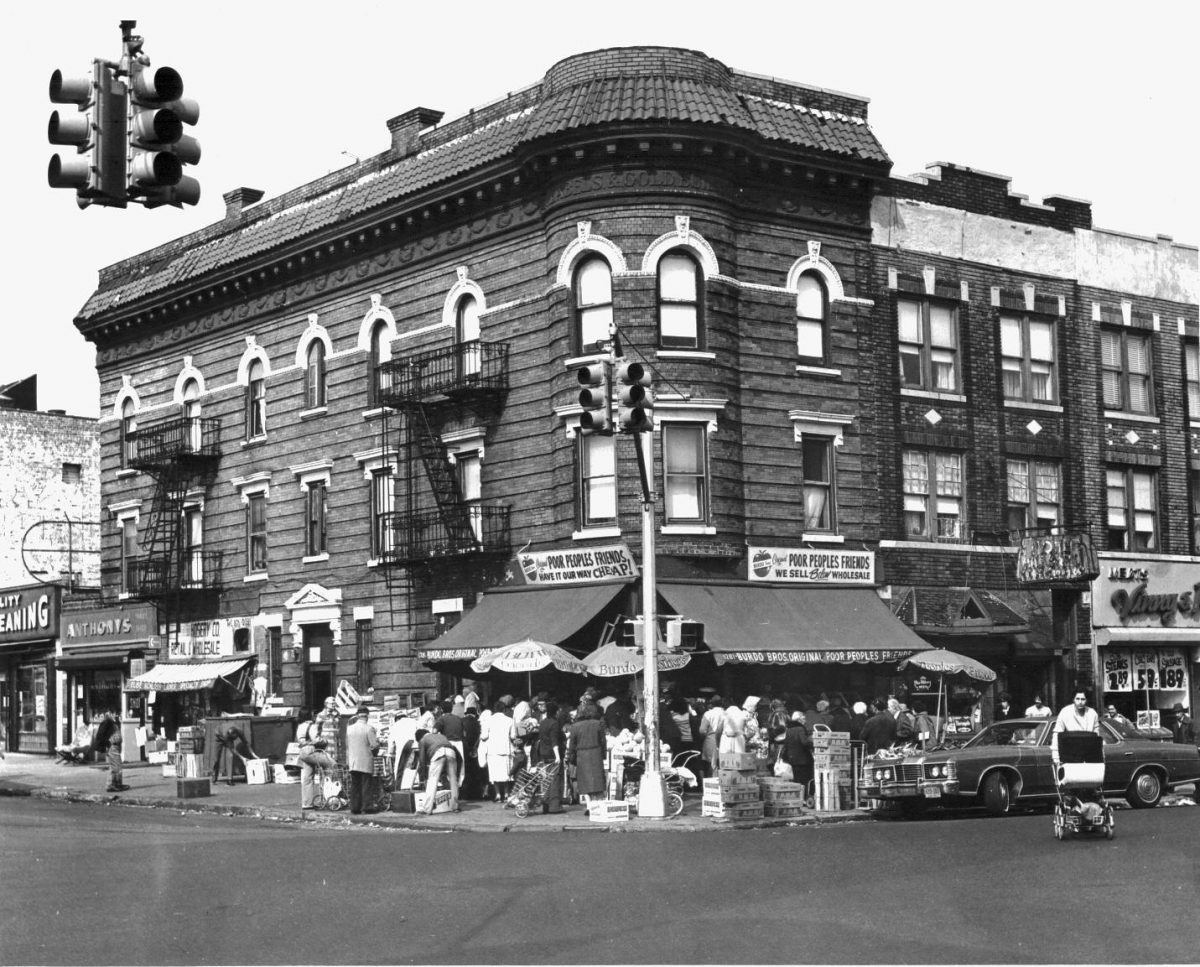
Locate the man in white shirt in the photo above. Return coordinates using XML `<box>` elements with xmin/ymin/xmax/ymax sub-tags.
<box><xmin>1025</xmin><ymin>695</ymin><xmax>1051</xmax><ymax>719</ymax></box>
<box><xmin>1051</xmin><ymin>690</ymin><xmax>1100</xmax><ymax>765</ymax></box>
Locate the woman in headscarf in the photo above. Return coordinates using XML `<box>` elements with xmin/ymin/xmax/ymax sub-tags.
<box><xmin>569</xmin><ymin>701</ymin><xmax>607</xmax><ymax>813</ymax></box>
<box><xmin>719</xmin><ymin>697</ymin><xmax>754</xmax><ymax>754</ymax></box>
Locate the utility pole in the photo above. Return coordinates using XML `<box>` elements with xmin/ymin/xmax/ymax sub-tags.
<box><xmin>635</xmin><ymin>430</ymin><xmax>666</xmax><ymax>817</ymax></box>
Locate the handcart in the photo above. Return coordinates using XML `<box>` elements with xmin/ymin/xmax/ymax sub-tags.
<box><xmin>506</xmin><ymin>761</ymin><xmax>557</xmax><ymax>818</ymax></box>
<box><xmin>1052</xmin><ymin>731</ymin><xmax>1114</xmax><ymax>841</ymax></box>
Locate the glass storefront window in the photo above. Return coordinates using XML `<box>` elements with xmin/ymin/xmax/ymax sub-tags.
<box><xmin>18</xmin><ymin>664</ymin><xmax>48</xmax><ymax>753</ymax></box>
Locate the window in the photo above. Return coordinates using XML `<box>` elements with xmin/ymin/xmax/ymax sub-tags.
<box><xmin>898</xmin><ymin>298</ymin><xmax>959</xmax><ymax>392</ymax></box>
<box><xmin>355</xmin><ymin>619</ymin><xmax>373</xmax><ymax>692</ymax></box>
<box><xmin>120</xmin><ymin>517</ymin><xmax>139</xmax><ymax>595</ymax></box>
<box><xmin>368</xmin><ymin>320</ymin><xmax>391</xmax><ymax>407</ymax></box>
<box><xmin>578</xmin><ymin>433</ymin><xmax>616</xmax><ymax>527</ymax></box>
<box><xmin>573</xmin><ymin>256</ymin><xmax>613</xmax><ymax>354</ymax></box>
<box><xmin>801</xmin><ymin>437</ymin><xmax>835</xmax><ymax>531</ymax></box>
<box><xmin>903</xmin><ymin>450</ymin><xmax>964</xmax><ymax>540</ymax></box>
<box><xmin>268</xmin><ymin>627</ymin><xmax>283</xmax><ymax>695</ymax></box>
<box><xmin>306</xmin><ymin>480</ymin><xmax>327</xmax><ymax>557</ymax></box>
<box><xmin>1107</xmin><ymin>467</ymin><xmax>1157</xmax><ymax>550</ymax></box>
<box><xmin>456</xmin><ymin>295</ymin><xmax>481</xmax><ymax>378</ymax></box>
<box><xmin>183</xmin><ymin>506</ymin><xmax>204</xmax><ymax>586</ymax></box>
<box><xmin>247</xmin><ymin>493</ymin><xmax>268</xmax><ymax>574</ymax></box>
<box><xmin>306</xmin><ymin>341</ymin><xmax>326</xmax><ymax>410</ymax></box>
<box><xmin>369</xmin><ymin>468</ymin><xmax>393</xmax><ymax>559</ymax></box>
<box><xmin>1005</xmin><ymin>459</ymin><xmax>1061</xmax><ymax>534</ymax></box>
<box><xmin>61</xmin><ymin>463</ymin><xmax>82</xmax><ymax>485</ymax></box>
<box><xmin>1001</xmin><ymin>315</ymin><xmax>1056</xmax><ymax>402</ymax></box>
<box><xmin>663</xmin><ymin>423</ymin><xmax>707</xmax><ymax>524</ymax></box>
<box><xmin>458</xmin><ymin>452</ymin><xmax>482</xmax><ymax>541</ymax></box>
<box><xmin>182</xmin><ymin>378</ymin><xmax>202</xmax><ymax>452</ymax></box>
<box><xmin>658</xmin><ymin>250</ymin><xmax>702</xmax><ymax>349</ymax></box>
<box><xmin>1101</xmin><ymin>328</ymin><xmax>1153</xmax><ymax>413</ymax></box>
<box><xmin>120</xmin><ymin>399</ymin><xmax>137</xmax><ymax>469</ymax></box>
<box><xmin>1192</xmin><ymin>469</ymin><xmax>1200</xmax><ymax>554</ymax></box>
<box><xmin>796</xmin><ymin>272</ymin><xmax>828</xmax><ymax>365</ymax></box>
<box><xmin>1185</xmin><ymin>342</ymin><xmax>1199</xmax><ymax>419</ymax></box>
<box><xmin>246</xmin><ymin>360</ymin><xmax>266</xmax><ymax>438</ymax></box>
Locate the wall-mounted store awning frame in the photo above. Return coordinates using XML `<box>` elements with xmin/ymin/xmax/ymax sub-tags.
<box><xmin>123</xmin><ymin>656</ymin><xmax>255</xmax><ymax>693</ymax></box>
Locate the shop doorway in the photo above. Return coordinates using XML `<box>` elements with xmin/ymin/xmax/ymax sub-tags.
<box><xmin>17</xmin><ymin>663</ymin><xmax>49</xmax><ymax>753</ymax></box>
<box><xmin>303</xmin><ymin>621</ymin><xmax>336</xmax><ymax>710</ymax></box>
<box><xmin>307</xmin><ymin>666</ymin><xmax>334</xmax><ymax>711</ymax></box>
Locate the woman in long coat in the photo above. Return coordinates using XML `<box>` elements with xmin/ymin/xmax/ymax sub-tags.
<box><xmin>482</xmin><ymin>700</ymin><xmax>514</xmax><ymax>802</ymax></box>
<box><xmin>570</xmin><ymin>703</ymin><xmax>608</xmax><ymax>809</ymax></box>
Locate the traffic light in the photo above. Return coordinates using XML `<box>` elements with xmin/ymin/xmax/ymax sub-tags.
<box><xmin>577</xmin><ymin>363</ymin><xmax>612</xmax><ymax>435</ymax></box>
<box><xmin>616</xmin><ymin>360</ymin><xmax>653</xmax><ymax>433</ymax></box>
<box><xmin>48</xmin><ymin>61</ymin><xmax>128</xmax><ymax>207</ymax></box>
<box><xmin>127</xmin><ymin>59</ymin><xmax>200</xmax><ymax>208</ymax></box>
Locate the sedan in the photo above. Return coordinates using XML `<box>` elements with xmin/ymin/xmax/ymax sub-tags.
<box><xmin>859</xmin><ymin>717</ymin><xmax>1200</xmax><ymax>816</ymax></box>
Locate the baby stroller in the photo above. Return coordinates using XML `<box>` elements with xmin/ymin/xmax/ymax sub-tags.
<box><xmin>620</xmin><ymin>751</ymin><xmax>699</xmax><ymax>817</ymax></box>
<box><xmin>1052</xmin><ymin>731</ymin><xmax>1114</xmax><ymax>841</ymax></box>
<box><xmin>506</xmin><ymin>761</ymin><xmax>557</xmax><ymax>818</ymax></box>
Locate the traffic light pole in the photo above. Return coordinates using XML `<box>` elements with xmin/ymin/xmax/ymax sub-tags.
<box><xmin>636</xmin><ymin>430</ymin><xmax>667</xmax><ymax>817</ymax></box>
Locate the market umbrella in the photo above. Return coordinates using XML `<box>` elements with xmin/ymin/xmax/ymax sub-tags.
<box><xmin>898</xmin><ymin>649</ymin><xmax>997</xmax><ymax>743</ymax></box>
<box><xmin>582</xmin><ymin>640</ymin><xmax>692</xmax><ymax>677</ymax></box>
<box><xmin>470</xmin><ymin>638</ymin><xmax>588</xmax><ymax>678</ymax></box>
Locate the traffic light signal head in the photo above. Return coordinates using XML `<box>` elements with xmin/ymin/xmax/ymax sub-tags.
<box><xmin>577</xmin><ymin>363</ymin><xmax>613</xmax><ymax>435</ymax></box>
<box><xmin>127</xmin><ymin>60</ymin><xmax>200</xmax><ymax>207</ymax></box>
<box><xmin>48</xmin><ymin>62</ymin><xmax>128</xmax><ymax>206</ymax></box>
<box><xmin>616</xmin><ymin>360</ymin><xmax>654</xmax><ymax>433</ymax></box>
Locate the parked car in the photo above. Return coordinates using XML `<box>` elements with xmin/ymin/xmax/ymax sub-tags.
<box><xmin>859</xmin><ymin>717</ymin><xmax>1200</xmax><ymax>816</ymax></box>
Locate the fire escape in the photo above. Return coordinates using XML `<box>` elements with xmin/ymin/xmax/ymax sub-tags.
<box><xmin>375</xmin><ymin>339</ymin><xmax>511</xmax><ymax>577</ymax></box>
<box><xmin>127</xmin><ymin>416</ymin><xmax>223</xmax><ymax>612</ymax></box>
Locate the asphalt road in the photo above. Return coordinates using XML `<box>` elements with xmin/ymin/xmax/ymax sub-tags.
<box><xmin>2</xmin><ymin>798</ymin><xmax>1197</xmax><ymax>965</ymax></box>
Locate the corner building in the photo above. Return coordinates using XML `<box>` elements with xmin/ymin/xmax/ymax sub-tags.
<box><xmin>75</xmin><ymin>47</ymin><xmax>1197</xmax><ymax>731</ymax></box>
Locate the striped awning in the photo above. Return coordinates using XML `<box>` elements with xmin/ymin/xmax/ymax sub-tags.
<box><xmin>124</xmin><ymin>657</ymin><xmax>254</xmax><ymax>693</ymax></box>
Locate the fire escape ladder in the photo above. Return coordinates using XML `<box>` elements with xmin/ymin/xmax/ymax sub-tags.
<box><xmin>139</xmin><ymin>464</ymin><xmax>191</xmax><ymax>595</ymax></box>
<box><xmin>409</xmin><ymin>402</ymin><xmax>478</xmax><ymax>550</ymax></box>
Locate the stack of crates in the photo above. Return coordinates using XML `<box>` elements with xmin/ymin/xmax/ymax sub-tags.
<box><xmin>813</xmin><ymin>729</ymin><xmax>852</xmax><ymax>810</ymax></box>
<box><xmin>174</xmin><ymin>727</ymin><xmax>205</xmax><ymax>778</ymax></box>
<box><xmin>702</xmin><ymin>752</ymin><xmax>764</xmax><ymax>820</ymax></box>
<box><xmin>756</xmin><ymin>777</ymin><xmax>806</xmax><ymax>818</ymax></box>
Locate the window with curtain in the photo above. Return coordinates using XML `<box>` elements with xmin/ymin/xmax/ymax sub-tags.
<box><xmin>903</xmin><ymin>449</ymin><xmax>963</xmax><ymax>540</ymax></box>
<box><xmin>120</xmin><ymin>399</ymin><xmax>137</xmax><ymax>468</ymax></box>
<box><xmin>120</xmin><ymin>517</ymin><xmax>139</xmax><ymax>595</ymax></box>
<box><xmin>1000</xmin><ymin>314</ymin><xmax>1056</xmax><ymax>402</ymax></box>
<box><xmin>183</xmin><ymin>506</ymin><xmax>204</xmax><ymax>586</ymax></box>
<box><xmin>181</xmin><ymin>379</ymin><xmax>202</xmax><ymax>452</ymax></box>
<box><xmin>663</xmin><ymin>423</ymin><xmax>707</xmax><ymax>523</ymax></box>
<box><xmin>368</xmin><ymin>320</ymin><xmax>391</xmax><ymax>407</ymax></box>
<box><xmin>1107</xmin><ymin>467</ymin><xmax>1157</xmax><ymax>551</ymax></box>
<box><xmin>1005</xmin><ymin>459</ymin><xmax>1061</xmax><ymax>534</ymax></box>
<box><xmin>1185</xmin><ymin>341</ymin><xmax>1199</xmax><ymax>419</ymax></box>
<box><xmin>456</xmin><ymin>295</ymin><xmax>481</xmax><ymax>377</ymax></box>
<box><xmin>458</xmin><ymin>452</ymin><xmax>482</xmax><ymax>541</ymax></box>
<box><xmin>306</xmin><ymin>481</ymin><xmax>327</xmax><ymax>556</ymax></box>
<box><xmin>801</xmin><ymin>437</ymin><xmax>834</xmax><ymax>531</ymax></box>
<box><xmin>658</xmin><ymin>250</ymin><xmax>702</xmax><ymax>349</ymax></box>
<box><xmin>898</xmin><ymin>298</ymin><xmax>959</xmax><ymax>391</ymax></box>
<box><xmin>573</xmin><ymin>257</ymin><xmax>613</xmax><ymax>354</ymax></box>
<box><xmin>306</xmin><ymin>341</ymin><xmax>326</xmax><ymax>410</ymax></box>
<box><xmin>247</xmin><ymin>493</ymin><xmax>268</xmax><ymax>574</ymax></box>
<box><xmin>246</xmin><ymin>360</ymin><xmax>266</xmax><ymax>438</ymax></box>
<box><xmin>796</xmin><ymin>272</ymin><xmax>828</xmax><ymax>364</ymax></box>
<box><xmin>578</xmin><ymin>433</ymin><xmax>616</xmax><ymax>527</ymax></box>
<box><xmin>369</xmin><ymin>468</ymin><xmax>393</xmax><ymax>559</ymax></box>
<box><xmin>1101</xmin><ymin>328</ymin><xmax>1153</xmax><ymax>413</ymax></box>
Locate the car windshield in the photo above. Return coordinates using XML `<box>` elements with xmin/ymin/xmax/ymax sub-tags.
<box><xmin>963</xmin><ymin>722</ymin><xmax>1047</xmax><ymax>748</ymax></box>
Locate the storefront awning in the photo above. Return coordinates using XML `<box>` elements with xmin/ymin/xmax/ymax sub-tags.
<box><xmin>419</xmin><ymin>583</ymin><xmax>628</xmax><ymax>661</ymax></box>
<box><xmin>659</xmin><ymin>582</ymin><xmax>932</xmax><ymax>665</ymax></box>
<box><xmin>124</xmin><ymin>657</ymin><xmax>254</xmax><ymax>693</ymax></box>
<box><xmin>57</xmin><ymin>643</ymin><xmax>149</xmax><ymax>669</ymax></box>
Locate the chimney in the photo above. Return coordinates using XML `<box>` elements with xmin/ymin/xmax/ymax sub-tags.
<box><xmin>386</xmin><ymin>107</ymin><xmax>444</xmax><ymax>158</ymax></box>
<box><xmin>223</xmin><ymin>187</ymin><xmax>265</xmax><ymax>220</ymax></box>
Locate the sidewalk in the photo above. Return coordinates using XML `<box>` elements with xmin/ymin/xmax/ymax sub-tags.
<box><xmin>0</xmin><ymin>753</ymin><xmax>873</xmax><ymax>833</ymax></box>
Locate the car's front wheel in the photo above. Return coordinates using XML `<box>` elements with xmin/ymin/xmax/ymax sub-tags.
<box><xmin>982</xmin><ymin>772</ymin><xmax>1013</xmax><ymax>815</ymax></box>
<box><xmin>1125</xmin><ymin>768</ymin><xmax>1163</xmax><ymax>809</ymax></box>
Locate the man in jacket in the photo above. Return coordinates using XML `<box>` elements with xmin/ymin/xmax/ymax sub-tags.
<box><xmin>1171</xmin><ymin>704</ymin><xmax>1195</xmax><ymax>746</ymax></box>
<box><xmin>94</xmin><ymin>711</ymin><xmax>128</xmax><ymax>792</ymax></box>
<box><xmin>345</xmin><ymin>705</ymin><xmax>379</xmax><ymax>815</ymax></box>
<box><xmin>783</xmin><ymin>711</ymin><xmax>814</xmax><ymax>788</ymax></box>
<box><xmin>860</xmin><ymin>700</ymin><xmax>898</xmax><ymax>753</ymax></box>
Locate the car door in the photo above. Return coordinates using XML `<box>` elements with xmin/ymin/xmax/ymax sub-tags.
<box><xmin>1099</xmin><ymin>722</ymin><xmax>1136</xmax><ymax>792</ymax></box>
<box><xmin>1021</xmin><ymin>722</ymin><xmax>1057</xmax><ymax>797</ymax></box>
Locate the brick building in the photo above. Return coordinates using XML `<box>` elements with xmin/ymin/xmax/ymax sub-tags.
<box><xmin>73</xmin><ymin>47</ymin><xmax>1198</xmax><ymax>738</ymax></box>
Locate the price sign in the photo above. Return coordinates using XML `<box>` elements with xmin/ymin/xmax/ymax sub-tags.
<box><xmin>1104</xmin><ymin>650</ymin><xmax>1132</xmax><ymax>692</ymax></box>
<box><xmin>1132</xmin><ymin>649</ymin><xmax>1159</xmax><ymax>691</ymax></box>
<box><xmin>1158</xmin><ymin>649</ymin><xmax>1189</xmax><ymax>692</ymax></box>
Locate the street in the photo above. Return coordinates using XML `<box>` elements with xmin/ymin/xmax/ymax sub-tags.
<box><xmin>1</xmin><ymin>798</ymin><xmax>1197</xmax><ymax>965</ymax></box>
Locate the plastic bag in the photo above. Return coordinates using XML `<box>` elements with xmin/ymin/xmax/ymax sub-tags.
<box><xmin>773</xmin><ymin>758</ymin><xmax>794</xmax><ymax>781</ymax></box>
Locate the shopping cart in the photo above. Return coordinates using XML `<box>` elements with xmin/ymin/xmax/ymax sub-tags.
<box><xmin>506</xmin><ymin>761</ymin><xmax>557</xmax><ymax>818</ymax></box>
<box><xmin>1052</xmin><ymin>731</ymin><xmax>1114</xmax><ymax>841</ymax></box>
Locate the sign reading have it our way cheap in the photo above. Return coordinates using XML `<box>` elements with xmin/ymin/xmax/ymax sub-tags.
<box><xmin>748</xmin><ymin>547</ymin><xmax>875</xmax><ymax>584</ymax></box>
<box><xmin>514</xmin><ymin>544</ymin><xmax>638</xmax><ymax>585</ymax></box>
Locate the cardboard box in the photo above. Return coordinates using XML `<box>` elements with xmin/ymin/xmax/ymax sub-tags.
<box><xmin>147</xmin><ymin>750</ymin><xmax>169</xmax><ymax>765</ymax></box>
<box><xmin>588</xmin><ymin>799</ymin><xmax>630</xmax><ymax>823</ymax></box>
<box><xmin>161</xmin><ymin>763</ymin><xmax>176</xmax><ymax>778</ymax></box>
<box><xmin>390</xmin><ymin>790</ymin><xmax>418</xmax><ymax>813</ymax></box>
<box><xmin>175</xmin><ymin>753</ymin><xmax>205</xmax><ymax>778</ymax></box>
<box><xmin>244</xmin><ymin>759</ymin><xmax>272</xmax><ymax>785</ymax></box>
<box><xmin>414</xmin><ymin>790</ymin><xmax>455</xmax><ymax>814</ymax></box>
<box><xmin>272</xmin><ymin>765</ymin><xmax>299</xmax><ymax>784</ymax></box>
<box><xmin>176</xmin><ymin>777</ymin><xmax>211</xmax><ymax>799</ymax></box>
<box><xmin>763</xmin><ymin>801</ymin><xmax>804</xmax><ymax>818</ymax></box>
<box><xmin>727</xmin><ymin>801</ymin><xmax>765</xmax><ymax>820</ymax></box>
<box><xmin>718</xmin><ymin>753</ymin><xmax>757</xmax><ymax>771</ymax></box>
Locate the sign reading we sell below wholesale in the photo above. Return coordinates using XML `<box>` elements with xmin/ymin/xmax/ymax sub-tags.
<box><xmin>749</xmin><ymin>547</ymin><xmax>875</xmax><ymax>584</ymax></box>
<box><xmin>513</xmin><ymin>544</ymin><xmax>638</xmax><ymax>585</ymax></box>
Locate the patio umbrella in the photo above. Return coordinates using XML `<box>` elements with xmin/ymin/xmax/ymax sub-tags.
<box><xmin>470</xmin><ymin>638</ymin><xmax>588</xmax><ymax>678</ymax></box>
<box><xmin>582</xmin><ymin>640</ymin><xmax>692</xmax><ymax>678</ymax></box>
<box><xmin>898</xmin><ymin>649</ymin><xmax>996</xmax><ymax>743</ymax></box>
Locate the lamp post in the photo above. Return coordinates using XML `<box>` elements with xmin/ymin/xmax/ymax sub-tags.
<box><xmin>635</xmin><ymin>430</ymin><xmax>666</xmax><ymax>817</ymax></box>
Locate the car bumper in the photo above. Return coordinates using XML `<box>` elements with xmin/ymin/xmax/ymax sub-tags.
<box><xmin>860</xmin><ymin>779</ymin><xmax>960</xmax><ymax>799</ymax></box>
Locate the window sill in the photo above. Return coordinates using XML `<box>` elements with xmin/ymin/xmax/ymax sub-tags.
<box><xmin>795</xmin><ymin>364</ymin><xmax>841</xmax><ymax>378</ymax></box>
<box><xmin>362</xmin><ymin>407</ymin><xmax>395</xmax><ymax>422</ymax></box>
<box><xmin>118</xmin><ymin>591</ymin><xmax>135</xmax><ymax>601</ymax></box>
<box><xmin>900</xmin><ymin>389</ymin><xmax>966</xmax><ymax>403</ymax></box>
<box><xmin>116</xmin><ymin>468</ymin><xmax>138</xmax><ymax>479</ymax></box>
<box><xmin>243</xmin><ymin>573</ymin><xmax>269</xmax><ymax>584</ymax></box>
<box><xmin>801</xmin><ymin>533</ymin><xmax>844</xmax><ymax>544</ymax></box>
<box><xmin>241</xmin><ymin>436</ymin><xmax>268</xmax><ymax>449</ymax></box>
<box><xmin>660</xmin><ymin>524</ymin><xmax>716</xmax><ymax>535</ymax></box>
<box><xmin>302</xmin><ymin>553</ymin><xmax>330</xmax><ymax>564</ymax></box>
<box><xmin>1003</xmin><ymin>400</ymin><xmax>1063</xmax><ymax>414</ymax></box>
<box><xmin>657</xmin><ymin>350</ymin><xmax>716</xmax><ymax>362</ymax></box>
<box><xmin>573</xmin><ymin>526</ymin><xmax>622</xmax><ymax>540</ymax></box>
<box><xmin>1104</xmin><ymin>411</ymin><xmax>1160</xmax><ymax>425</ymax></box>
<box><xmin>299</xmin><ymin>406</ymin><xmax>328</xmax><ymax>420</ymax></box>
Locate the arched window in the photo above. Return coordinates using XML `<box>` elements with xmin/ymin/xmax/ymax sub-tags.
<box><xmin>181</xmin><ymin>379</ymin><xmax>202</xmax><ymax>453</ymax></box>
<box><xmin>456</xmin><ymin>294</ymin><xmax>481</xmax><ymax>378</ymax></box>
<box><xmin>246</xmin><ymin>360</ymin><xmax>266</xmax><ymax>439</ymax></box>
<box><xmin>120</xmin><ymin>399</ymin><xmax>137</xmax><ymax>469</ymax></box>
<box><xmin>658</xmin><ymin>250</ymin><xmax>703</xmax><ymax>349</ymax></box>
<box><xmin>368</xmin><ymin>319</ymin><xmax>392</xmax><ymax>407</ymax></box>
<box><xmin>306</xmin><ymin>340</ymin><xmax>327</xmax><ymax>410</ymax></box>
<box><xmin>796</xmin><ymin>272</ymin><xmax>828</xmax><ymax>365</ymax></box>
<box><xmin>573</xmin><ymin>256</ymin><xmax>613</xmax><ymax>354</ymax></box>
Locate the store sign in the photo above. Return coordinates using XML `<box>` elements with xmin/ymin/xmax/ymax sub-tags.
<box><xmin>748</xmin><ymin>547</ymin><xmax>875</xmax><ymax>584</ymax></box>
<box><xmin>1015</xmin><ymin>531</ymin><xmax>1099</xmax><ymax>585</ymax></box>
<box><xmin>721</xmin><ymin>648</ymin><xmax>913</xmax><ymax>664</ymax></box>
<box><xmin>0</xmin><ymin>584</ymin><xmax>60</xmax><ymax>643</ymax></box>
<box><xmin>1092</xmin><ymin>560</ymin><xmax>1200</xmax><ymax>628</ymax></box>
<box><xmin>513</xmin><ymin>544</ymin><xmax>637</xmax><ymax>585</ymax></box>
<box><xmin>166</xmin><ymin>617</ymin><xmax>251</xmax><ymax>659</ymax></box>
<box><xmin>1104</xmin><ymin>647</ymin><xmax>1189</xmax><ymax>694</ymax></box>
<box><xmin>63</xmin><ymin>604</ymin><xmax>156</xmax><ymax>645</ymax></box>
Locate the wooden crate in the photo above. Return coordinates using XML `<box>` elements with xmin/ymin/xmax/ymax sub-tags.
<box><xmin>763</xmin><ymin>801</ymin><xmax>804</xmax><ymax>818</ymax></box>
<box><xmin>727</xmin><ymin>801</ymin><xmax>765</xmax><ymax>820</ymax></box>
<box><xmin>718</xmin><ymin>752</ymin><xmax>757</xmax><ymax>771</ymax></box>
